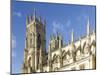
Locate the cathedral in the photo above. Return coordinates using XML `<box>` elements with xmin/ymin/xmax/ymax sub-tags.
<box><xmin>22</xmin><ymin>10</ymin><xmax>96</xmax><ymax>73</ymax></box>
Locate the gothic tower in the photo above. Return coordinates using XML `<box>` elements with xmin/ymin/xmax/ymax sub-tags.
<box><xmin>22</xmin><ymin>9</ymin><xmax>46</xmax><ymax>73</ymax></box>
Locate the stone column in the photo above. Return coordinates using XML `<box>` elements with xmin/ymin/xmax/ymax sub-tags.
<box><xmin>35</xmin><ymin>23</ymin><xmax>37</xmax><ymax>71</ymax></box>
<box><xmin>59</xmin><ymin>36</ymin><xmax>63</xmax><ymax>67</ymax></box>
<box><xmin>39</xmin><ymin>46</ymin><xmax>43</xmax><ymax>72</ymax></box>
<box><xmin>48</xmin><ymin>44</ymin><xmax>52</xmax><ymax>72</ymax></box>
<box><xmin>87</xmin><ymin>19</ymin><xmax>90</xmax><ymax>36</ymax></box>
<box><xmin>31</xmin><ymin>33</ymin><xmax>35</xmax><ymax>72</ymax></box>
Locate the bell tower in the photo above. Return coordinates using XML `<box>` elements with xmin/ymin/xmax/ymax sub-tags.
<box><xmin>23</xmin><ymin>9</ymin><xmax>46</xmax><ymax>73</ymax></box>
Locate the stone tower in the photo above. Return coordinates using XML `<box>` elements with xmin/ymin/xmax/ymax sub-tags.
<box><xmin>22</xmin><ymin>9</ymin><xmax>46</xmax><ymax>73</ymax></box>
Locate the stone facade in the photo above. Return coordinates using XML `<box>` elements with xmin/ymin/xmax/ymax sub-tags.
<box><xmin>22</xmin><ymin>11</ymin><xmax>96</xmax><ymax>73</ymax></box>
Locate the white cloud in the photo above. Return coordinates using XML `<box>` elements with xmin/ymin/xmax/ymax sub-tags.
<box><xmin>13</xmin><ymin>12</ymin><xmax>22</xmax><ymax>17</ymax></box>
<box><xmin>52</xmin><ymin>20</ymin><xmax>71</xmax><ymax>34</ymax></box>
<box><xmin>51</xmin><ymin>20</ymin><xmax>73</xmax><ymax>45</ymax></box>
<box><xmin>52</xmin><ymin>21</ymin><xmax>64</xmax><ymax>34</ymax></box>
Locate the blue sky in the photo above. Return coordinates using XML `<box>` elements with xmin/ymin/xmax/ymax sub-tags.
<box><xmin>11</xmin><ymin>0</ymin><xmax>96</xmax><ymax>74</ymax></box>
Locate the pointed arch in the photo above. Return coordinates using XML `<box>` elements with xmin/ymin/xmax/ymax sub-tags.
<box><xmin>62</xmin><ymin>50</ymin><xmax>66</xmax><ymax>56</ymax></box>
<box><xmin>83</xmin><ymin>41</ymin><xmax>91</xmax><ymax>54</ymax></box>
<box><xmin>66</xmin><ymin>50</ymin><xmax>71</xmax><ymax>56</ymax></box>
<box><xmin>76</xmin><ymin>49</ymin><xmax>81</xmax><ymax>59</ymax></box>
<box><xmin>91</xmin><ymin>40</ymin><xmax>96</xmax><ymax>47</ymax></box>
<box><xmin>83</xmin><ymin>42</ymin><xmax>86</xmax><ymax>50</ymax></box>
<box><xmin>52</xmin><ymin>54</ymin><xmax>57</xmax><ymax>64</ymax></box>
<box><xmin>82</xmin><ymin>41</ymin><xmax>86</xmax><ymax>53</ymax></box>
<box><xmin>90</xmin><ymin>40</ymin><xmax>96</xmax><ymax>55</ymax></box>
<box><xmin>70</xmin><ymin>43</ymin><xmax>76</xmax><ymax>51</ymax></box>
<box><xmin>77</xmin><ymin>44</ymin><xmax>81</xmax><ymax>51</ymax></box>
<box><xmin>62</xmin><ymin>50</ymin><xmax>66</xmax><ymax>60</ymax></box>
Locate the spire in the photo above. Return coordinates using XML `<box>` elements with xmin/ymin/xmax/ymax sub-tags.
<box><xmin>87</xmin><ymin>18</ymin><xmax>90</xmax><ymax>36</ymax></box>
<box><xmin>71</xmin><ymin>29</ymin><xmax>74</xmax><ymax>43</ymax></box>
<box><xmin>34</xmin><ymin>8</ymin><xmax>36</xmax><ymax>20</ymax></box>
<box><xmin>26</xmin><ymin>15</ymin><xmax>29</xmax><ymax>25</ymax></box>
<box><xmin>43</xmin><ymin>18</ymin><xmax>46</xmax><ymax>33</ymax></box>
<box><xmin>39</xmin><ymin>16</ymin><xmax>41</xmax><ymax>22</ymax></box>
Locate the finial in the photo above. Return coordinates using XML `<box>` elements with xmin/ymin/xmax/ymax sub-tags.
<box><xmin>71</xmin><ymin>29</ymin><xmax>74</xmax><ymax>43</ymax></box>
<box><xmin>39</xmin><ymin>16</ymin><xmax>41</xmax><ymax>22</ymax></box>
<box><xmin>34</xmin><ymin>8</ymin><xmax>36</xmax><ymax>20</ymax></box>
<box><xmin>26</xmin><ymin>15</ymin><xmax>29</xmax><ymax>25</ymax></box>
<box><xmin>87</xmin><ymin>18</ymin><xmax>90</xmax><ymax>36</ymax></box>
<box><xmin>50</xmin><ymin>34</ymin><xmax>52</xmax><ymax>40</ymax></box>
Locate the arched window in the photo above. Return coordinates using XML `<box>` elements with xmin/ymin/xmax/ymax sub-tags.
<box><xmin>62</xmin><ymin>50</ymin><xmax>66</xmax><ymax>61</ymax></box>
<box><xmin>67</xmin><ymin>50</ymin><xmax>70</xmax><ymax>56</ymax></box>
<box><xmin>77</xmin><ymin>44</ymin><xmax>81</xmax><ymax>53</ymax></box>
<box><xmin>62</xmin><ymin>52</ymin><xmax>67</xmax><ymax>60</ymax></box>
<box><xmin>62</xmin><ymin>50</ymin><xmax>70</xmax><ymax>66</ymax></box>
<box><xmin>91</xmin><ymin>40</ymin><xmax>96</xmax><ymax>55</ymax></box>
<box><xmin>84</xmin><ymin>43</ymin><xmax>91</xmax><ymax>55</ymax></box>
<box><xmin>56</xmin><ymin>55</ymin><xmax>60</xmax><ymax>63</ymax></box>
<box><xmin>52</xmin><ymin>54</ymin><xmax>59</xmax><ymax>64</ymax></box>
<box><xmin>66</xmin><ymin>50</ymin><xmax>70</xmax><ymax>60</ymax></box>
<box><xmin>76</xmin><ymin>49</ymin><xmax>81</xmax><ymax>60</ymax></box>
<box><xmin>82</xmin><ymin>42</ymin><xmax>86</xmax><ymax>53</ymax></box>
<box><xmin>37</xmin><ymin>33</ymin><xmax>41</xmax><ymax>50</ymax></box>
<box><xmin>52</xmin><ymin>54</ymin><xmax>57</xmax><ymax>64</ymax></box>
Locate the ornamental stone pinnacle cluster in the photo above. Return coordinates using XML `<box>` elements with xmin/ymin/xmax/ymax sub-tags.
<box><xmin>22</xmin><ymin>10</ymin><xmax>96</xmax><ymax>73</ymax></box>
